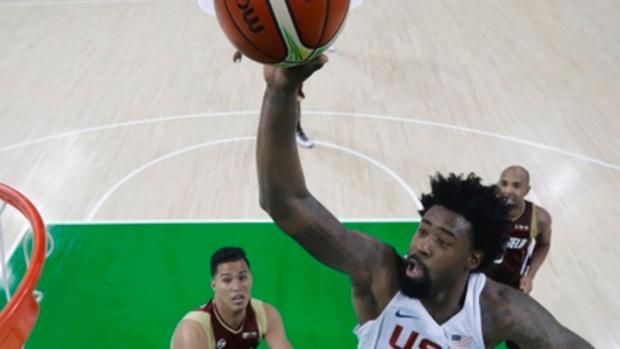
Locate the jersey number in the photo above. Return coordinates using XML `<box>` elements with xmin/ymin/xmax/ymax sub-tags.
<box><xmin>389</xmin><ymin>325</ymin><xmax>442</xmax><ymax>349</ymax></box>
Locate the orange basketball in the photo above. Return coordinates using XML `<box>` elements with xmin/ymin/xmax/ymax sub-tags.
<box><xmin>214</xmin><ymin>0</ymin><xmax>350</xmax><ymax>67</ymax></box>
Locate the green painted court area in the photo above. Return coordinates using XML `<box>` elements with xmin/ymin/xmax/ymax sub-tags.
<box><xmin>2</xmin><ymin>221</ymin><xmax>507</xmax><ymax>349</ymax></box>
<box><xmin>3</xmin><ymin>221</ymin><xmax>415</xmax><ymax>348</ymax></box>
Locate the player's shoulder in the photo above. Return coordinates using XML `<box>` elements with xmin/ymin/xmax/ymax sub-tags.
<box><xmin>177</xmin><ymin>316</ymin><xmax>209</xmax><ymax>332</ymax></box>
<box><xmin>251</xmin><ymin>298</ymin><xmax>270</xmax><ymax>313</ymax></box>
<box><xmin>172</xmin><ymin>315</ymin><xmax>213</xmax><ymax>349</ymax></box>
<box><xmin>480</xmin><ymin>278</ymin><xmax>528</xmax><ymax>343</ymax></box>
<box><xmin>180</xmin><ymin>309</ymin><xmax>213</xmax><ymax>333</ymax></box>
<box><xmin>533</xmin><ymin>204</ymin><xmax>552</xmax><ymax>225</ymax></box>
<box><xmin>182</xmin><ymin>308</ymin><xmax>211</xmax><ymax>323</ymax></box>
<box><xmin>253</xmin><ymin>299</ymin><xmax>280</xmax><ymax>319</ymax></box>
<box><xmin>480</xmin><ymin>277</ymin><xmax>515</xmax><ymax>316</ymax></box>
<box><xmin>251</xmin><ymin>298</ymin><xmax>264</xmax><ymax>306</ymax></box>
<box><xmin>251</xmin><ymin>298</ymin><xmax>272</xmax><ymax>336</ymax></box>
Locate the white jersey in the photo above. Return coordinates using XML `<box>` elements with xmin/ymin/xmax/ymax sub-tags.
<box><xmin>355</xmin><ymin>273</ymin><xmax>487</xmax><ymax>349</ymax></box>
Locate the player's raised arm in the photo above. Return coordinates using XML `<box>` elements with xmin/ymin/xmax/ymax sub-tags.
<box><xmin>257</xmin><ymin>57</ymin><xmax>395</xmax><ymax>285</ymax></box>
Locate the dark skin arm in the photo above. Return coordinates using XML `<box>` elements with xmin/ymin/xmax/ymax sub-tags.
<box><xmin>520</xmin><ymin>206</ymin><xmax>552</xmax><ymax>293</ymax></box>
<box><xmin>257</xmin><ymin>57</ymin><xmax>400</xmax><ymax>323</ymax></box>
<box><xmin>482</xmin><ymin>280</ymin><xmax>593</xmax><ymax>348</ymax></box>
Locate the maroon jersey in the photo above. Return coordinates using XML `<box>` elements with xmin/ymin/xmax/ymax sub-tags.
<box><xmin>181</xmin><ymin>299</ymin><xmax>267</xmax><ymax>349</ymax></box>
<box><xmin>487</xmin><ymin>200</ymin><xmax>539</xmax><ymax>288</ymax></box>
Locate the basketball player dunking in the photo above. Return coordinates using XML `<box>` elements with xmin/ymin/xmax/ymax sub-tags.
<box><xmin>171</xmin><ymin>247</ymin><xmax>292</xmax><ymax>349</ymax></box>
<box><xmin>256</xmin><ymin>56</ymin><xmax>593</xmax><ymax>348</ymax></box>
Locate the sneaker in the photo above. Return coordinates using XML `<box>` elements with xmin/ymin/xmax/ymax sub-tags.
<box><xmin>296</xmin><ymin>129</ymin><xmax>314</xmax><ymax>148</ymax></box>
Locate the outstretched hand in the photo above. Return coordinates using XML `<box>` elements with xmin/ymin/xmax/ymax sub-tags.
<box><xmin>263</xmin><ymin>55</ymin><xmax>328</xmax><ymax>90</ymax></box>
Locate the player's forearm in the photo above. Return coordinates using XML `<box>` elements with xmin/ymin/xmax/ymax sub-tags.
<box><xmin>565</xmin><ymin>337</ymin><xmax>595</xmax><ymax>349</ymax></box>
<box><xmin>527</xmin><ymin>243</ymin><xmax>549</xmax><ymax>278</ymax></box>
<box><xmin>265</xmin><ymin>339</ymin><xmax>293</xmax><ymax>349</ymax></box>
<box><xmin>557</xmin><ymin>327</ymin><xmax>594</xmax><ymax>349</ymax></box>
<box><xmin>257</xmin><ymin>85</ymin><xmax>309</xmax><ymax>213</ymax></box>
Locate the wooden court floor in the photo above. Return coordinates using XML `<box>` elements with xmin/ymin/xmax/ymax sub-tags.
<box><xmin>1</xmin><ymin>0</ymin><xmax>619</xmax><ymax>347</ymax></box>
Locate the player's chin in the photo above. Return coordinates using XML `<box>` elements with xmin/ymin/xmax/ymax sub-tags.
<box><xmin>399</xmin><ymin>271</ymin><xmax>432</xmax><ymax>298</ymax></box>
<box><xmin>230</xmin><ymin>303</ymin><xmax>246</xmax><ymax>312</ymax></box>
<box><xmin>228</xmin><ymin>303</ymin><xmax>247</xmax><ymax>313</ymax></box>
<box><xmin>400</xmin><ymin>280</ymin><xmax>431</xmax><ymax>298</ymax></box>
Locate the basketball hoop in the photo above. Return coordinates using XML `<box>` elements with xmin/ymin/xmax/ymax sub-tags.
<box><xmin>0</xmin><ymin>183</ymin><xmax>46</xmax><ymax>349</ymax></box>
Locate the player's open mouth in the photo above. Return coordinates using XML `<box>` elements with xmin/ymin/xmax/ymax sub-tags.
<box><xmin>232</xmin><ymin>295</ymin><xmax>245</xmax><ymax>304</ymax></box>
<box><xmin>406</xmin><ymin>257</ymin><xmax>425</xmax><ymax>279</ymax></box>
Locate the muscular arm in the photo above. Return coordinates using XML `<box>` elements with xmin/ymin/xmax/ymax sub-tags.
<box><xmin>263</xmin><ymin>303</ymin><xmax>292</xmax><ymax>349</ymax></box>
<box><xmin>482</xmin><ymin>281</ymin><xmax>592</xmax><ymax>349</ymax></box>
<box><xmin>171</xmin><ymin>320</ymin><xmax>210</xmax><ymax>349</ymax></box>
<box><xmin>256</xmin><ymin>60</ymin><xmax>399</xmax><ymax>312</ymax></box>
<box><xmin>528</xmin><ymin>207</ymin><xmax>552</xmax><ymax>279</ymax></box>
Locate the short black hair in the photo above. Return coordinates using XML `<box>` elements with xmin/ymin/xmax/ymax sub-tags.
<box><xmin>210</xmin><ymin>247</ymin><xmax>251</xmax><ymax>276</ymax></box>
<box><xmin>419</xmin><ymin>173</ymin><xmax>511</xmax><ymax>271</ymax></box>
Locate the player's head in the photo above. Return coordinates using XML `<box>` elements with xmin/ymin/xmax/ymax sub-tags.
<box><xmin>400</xmin><ymin>173</ymin><xmax>511</xmax><ymax>298</ymax></box>
<box><xmin>497</xmin><ymin>165</ymin><xmax>531</xmax><ymax>208</ymax></box>
<box><xmin>211</xmin><ymin>247</ymin><xmax>253</xmax><ymax>313</ymax></box>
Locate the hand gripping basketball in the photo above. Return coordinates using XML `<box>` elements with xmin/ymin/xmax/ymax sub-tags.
<box><xmin>263</xmin><ymin>55</ymin><xmax>328</xmax><ymax>90</ymax></box>
<box><xmin>214</xmin><ymin>0</ymin><xmax>349</xmax><ymax>66</ymax></box>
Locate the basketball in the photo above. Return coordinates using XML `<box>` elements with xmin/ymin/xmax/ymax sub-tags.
<box><xmin>214</xmin><ymin>0</ymin><xmax>350</xmax><ymax>66</ymax></box>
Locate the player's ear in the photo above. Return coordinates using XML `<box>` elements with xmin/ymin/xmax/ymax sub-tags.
<box><xmin>467</xmin><ymin>250</ymin><xmax>483</xmax><ymax>271</ymax></box>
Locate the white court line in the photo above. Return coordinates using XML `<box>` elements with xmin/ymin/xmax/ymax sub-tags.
<box><xmin>87</xmin><ymin>136</ymin><xmax>422</xmax><ymax>220</ymax></box>
<box><xmin>0</xmin><ymin>111</ymin><xmax>255</xmax><ymax>153</ymax></box>
<box><xmin>310</xmin><ymin>111</ymin><xmax>620</xmax><ymax>172</ymax></box>
<box><xmin>4</xmin><ymin>109</ymin><xmax>618</xmax><ymax>260</ymax></box>
<box><xmin>2</xmin><ymin>110</ymin><xmax>618</xmax><ymax>172</ymax></box>
<box><xmin>3</xmin><ymin>223</ymin><xmax>31</xmax><ymax>272</ymax></box>
<box><xmin>86</xmin><ymin>136</ymin><xmax>254</xmax><ymax>220</ymax></box>
<box><xmin>315</xmin><ymin>140</ymin><xmax>422</xmax><ymax>210</ymax></box>
<box><xmin>45</xmin><ymin>218</ymin><xmax>421</xmax><ymax>225</ymax></box>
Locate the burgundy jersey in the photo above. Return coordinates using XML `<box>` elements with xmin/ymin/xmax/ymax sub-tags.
<box><xmin>180</xmin><ymin>299</ymin><xmax>267</xmax><ymax>349</ymax></box>
<box><xmin>487</xmin><ymin>200</ymin><xmax>539</xmax><ymax>288</ymax></box>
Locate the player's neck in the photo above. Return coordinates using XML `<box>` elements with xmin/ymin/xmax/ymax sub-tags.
<box><xmin>420</xmin><ymin>273</ymin><xmax>469</xmax><ymax>325</ymax></box>
<box><xmin>213</xmin><ymin>299</ymin><xmax>246</xmax><ymax>331</ymax></box>
<box><xmin>509</xmin><ymin>200</ymin><xmax>526</xmax><ymax>221</ymax></box>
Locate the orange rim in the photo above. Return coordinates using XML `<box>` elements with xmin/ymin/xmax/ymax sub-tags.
<box><xmin>0</xmin><ymin>183</ymin><xmax>46</xmax><ymax>339</ymax></box>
